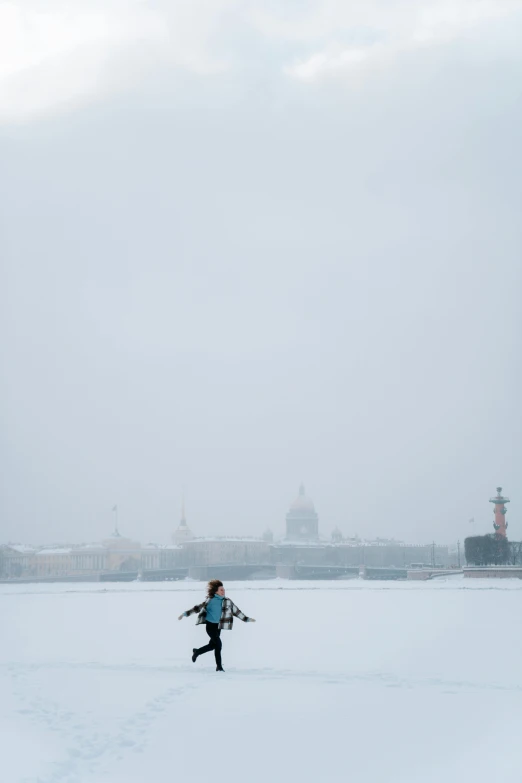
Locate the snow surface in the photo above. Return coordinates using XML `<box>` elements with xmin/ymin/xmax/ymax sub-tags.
<box><xmin>1</xmin><ymin>576</ymin><xmax>522</xmax><ymax>783</ymax></box>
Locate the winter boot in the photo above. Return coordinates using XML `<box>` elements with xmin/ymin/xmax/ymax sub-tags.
<box><xmin>192</xmin><ymin>648</ymin><xmax>198</xmax><ymax>663</ymax></box>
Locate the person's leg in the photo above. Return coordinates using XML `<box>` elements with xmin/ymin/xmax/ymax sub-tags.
<box><xmin>195</xmin><ymin>623</ymin><xmax>218</xmax><ymax>658</ymax></box>
<box><xmin>213</xmin><ymin>628</ymin><xmax>223</xmax><ymax>670</ymax></box>
<box><xmin>205</xmin><ymin>623</ymin><xmax>222</xmax><ymax>667</ymax></box>
<box><xmin>194</xmin><ymin>624</ymin><xmax>222</xmax><ymax>669</ymax></box>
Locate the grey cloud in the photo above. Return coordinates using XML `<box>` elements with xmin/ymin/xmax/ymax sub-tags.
<box><xmin>1</xmin><ymin>7</ymin><xmax>521</xmax><ymax>547</ymax></box>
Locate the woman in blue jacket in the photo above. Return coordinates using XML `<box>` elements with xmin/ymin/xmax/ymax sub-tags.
<box><xmin>179</xmin><ymin>579</ymin><xmax>255</xmax><ymax>672</ymax></box>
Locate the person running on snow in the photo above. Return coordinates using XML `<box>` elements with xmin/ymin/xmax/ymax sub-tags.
<box><xmin>178</xmin><ymin>579</ymin><xmax>255</xmax><ymax>672</ymax></box>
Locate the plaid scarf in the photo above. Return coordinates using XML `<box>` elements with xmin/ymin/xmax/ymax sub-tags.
<box><xmin>184</xmin><ymin>596</ymin><xmax>251</xmax><ymax>630</ymax></box>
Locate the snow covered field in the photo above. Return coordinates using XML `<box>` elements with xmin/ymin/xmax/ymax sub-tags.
<box><xmin>2</xmin><ymin>576</ymin><xmax>522</xmax><ymax>783</ymax></box>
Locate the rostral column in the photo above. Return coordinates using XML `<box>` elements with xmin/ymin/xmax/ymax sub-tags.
<box><xmin>489</xmin><ymin>486</ymin><xmax>510</xmax><ymax>538</ymax></box>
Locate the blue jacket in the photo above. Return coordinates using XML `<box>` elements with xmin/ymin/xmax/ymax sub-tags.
<box><xmin>205</xmin><ymin>595</ymin><xmax>224</xmax><ymax>623</ymax></box>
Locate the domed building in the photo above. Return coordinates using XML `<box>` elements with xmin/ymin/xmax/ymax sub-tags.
<box><xmin>285</xmin><ymin>483</ymin><xmax>319</xmax><ymax>541</ymax></box>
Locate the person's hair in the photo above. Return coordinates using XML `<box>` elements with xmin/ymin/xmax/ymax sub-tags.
<box><xmin>207</xmin><ymin>579</ymin><xmax>223</xmax><ymax>598</ymax></box>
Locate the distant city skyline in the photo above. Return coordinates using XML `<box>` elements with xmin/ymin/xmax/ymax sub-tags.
<box><xmin>1</xmin><ymin>482</ymin><xmax>515</xmax><ymax>548</ymax></box>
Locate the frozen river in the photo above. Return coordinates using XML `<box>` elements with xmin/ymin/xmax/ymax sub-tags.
<box><xmin>2</xmin><ymin>576</ymin><xmax>522</xmax><ymax>783</ymax></box>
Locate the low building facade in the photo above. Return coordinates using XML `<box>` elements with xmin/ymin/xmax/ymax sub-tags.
<box><xmin>181</xmin><ymin>538</ymin><xmax>271</xmax><ymax>567</ymax></box>
<box><xmin>0</xmin><ymin>538</ymin><xmax>183</xmax><ymax>580</ymax></box>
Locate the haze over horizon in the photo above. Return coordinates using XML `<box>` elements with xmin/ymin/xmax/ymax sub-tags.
<box><xmin>1</xmin><ymin>0</ymin><xmax>521</xmax><ymax>548</ymax></box>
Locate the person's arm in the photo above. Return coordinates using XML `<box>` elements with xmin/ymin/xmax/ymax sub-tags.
<box><xmin>230</xmin><ymin>601</ymin><xmax>256</xmax><ymax>623</ymax></box>
<box><xmin>178</xmin><ymin>601</ymin><xmax>205</xmax><ymax>621</ymax></box>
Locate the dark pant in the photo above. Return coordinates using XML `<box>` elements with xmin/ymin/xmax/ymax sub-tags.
<box><xmin>196</xmin><ymin>622</ymin><xmax>222</xmax><ymax>668</ymax></box>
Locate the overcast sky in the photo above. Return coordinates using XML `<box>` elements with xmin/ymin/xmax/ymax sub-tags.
<box><xmin>1</xmin><ymin>0</ymin><xmax>521</xmax><ymax>547</ymax></box>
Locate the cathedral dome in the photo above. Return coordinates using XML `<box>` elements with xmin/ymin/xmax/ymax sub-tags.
<box><xmin>285</xmin><ymin>483</ymin><xmax>319</xmax><ymax>541</ymax></box>
<box><xmin>289</xmin><ymin>484</ymin><xmax>316</xmax><ymax>513</ymax></box>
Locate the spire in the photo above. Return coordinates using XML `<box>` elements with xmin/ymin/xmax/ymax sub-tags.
<box><xmin>112</xmin><ymin>504</ymin><xmax>121</xmax><ymax>537</ymax></box>
<box><xmin>299</xmin><ymin>482</ymin><xmax>305</xmax><ymax>496</ymax></box>
<box><xmin>173</xmin><ymin>490</ymin><xmax>194</xmax><ymax>545</ymax></box>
